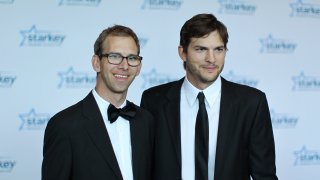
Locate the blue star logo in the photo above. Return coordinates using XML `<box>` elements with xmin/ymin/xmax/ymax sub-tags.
<box><xmin>141</xmin><ymin>0</ymin><xmax>183</xmax><ymax>10</ymax></box>
<box><xmin>290</xmin><ymin>0</ymin><xmax>320</xmax><ymax>18</ymax></box>
<box><xmin>292</xmin><ymin>72</ymin><xmax>320</xmax><ymax>91</ymax></box>
<box><xmin>20</xmin><ymin>25</ymin><xmax>38</xmax><ymax>46</ymax></box>
<box><xmin>259</xmin><ymin>34</ymin><xmax>275</xmax><ymax>53</ymax></box>
<box><xmin>58</xmin><ymin>67</ymin><xmax>96</xmax><ymax>88</ymax></box>
<box><xmin>290</xmin><ymin>0</ymin><xmax>307</xmax><ymax>17</ymax></box>
<box><xmin>292</xmin><ymin>72</ymin><xmax>307</xmax><ymax>89</ymax></box>
<box><xmin>294</xmin><ymin>146</ymin><xmax>320</xmax><ymax>165</ymax></box>
<box><xmin>58</xmin><ymin>67</ymin><xmax>75</xmax><ymax>88</ymax></box>
<box><xmin>141</xmin><ymin>68</ymin><xmax>176</xmax><ymax>89</ymax></box>
<box><xmin>19</xmin><ymin>108</ymin><xmax>51</xmax><ymax>130</ymax></box>
<box><xmin>20</xmin><ymin>25</ymin><xmax>66</xmax><ymax>46</ymax></box>
<box><xmin>260</xmin><ymin>34</ymin><xmax>296</xmax><ymax>53</ymax></box>
<box><xmin>218</xmin><ymin>0</ymin><xmax>256</xmax><ymax>15</ymax></box>
<box><xmin>270</xmin><ymin>109</ymin><xmax>298</xmax><ymax>128</ymax></box>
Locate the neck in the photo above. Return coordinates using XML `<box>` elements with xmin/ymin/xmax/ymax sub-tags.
<box><xmin>186</xmin><ymin>74</ymin><xmax>214</xmax><ymax>90</ymax></box>
<box><xmin>94</xmin><ymin>86</ymin><xmax>127</xmax><ymax>107</ymax></box>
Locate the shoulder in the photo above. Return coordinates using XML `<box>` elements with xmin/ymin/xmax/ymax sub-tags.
<box><xmin>221</xmin><ymin>77</ymin><xmax>268</xmax><ymax>106</ymax></box>
<box><xmin>222</xmin><ymin>77</ymin><xmax>265</xmax><ymax>96</ymax></box>
<box><xmin>131</xmin><ymin>102</ymin><xmax>153</xmax><ymax>118</ymax></box>
<box><xmin>43</xmin><ymin>100</ymin><xmax>86</xmax><ymax>144</ymax></box>
<box><xmin>130</xmin><ymin>102</ymin><xmax>155</xmax><ymax>129</ymax></box>
<box><xmin>46</xmin><ymin>100</ymin><xmax>84</xmax><ymax>131</ymax></box>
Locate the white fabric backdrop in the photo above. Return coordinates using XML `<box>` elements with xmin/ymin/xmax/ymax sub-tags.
<box><xmin>1</xmin><ymin>0</ymin><xmax>320</xmax><ymax>179</ymax></box>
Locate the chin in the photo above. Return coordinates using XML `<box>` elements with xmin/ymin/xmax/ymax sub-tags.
<box><xmin>201</xmin><ymin>75</ymin><xmax>219</xmax><ymax>83</ymax></box>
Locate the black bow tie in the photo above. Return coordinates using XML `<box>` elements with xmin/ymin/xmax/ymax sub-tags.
<box><xmin>107</xmin><ymin>101</ymin><xmax>137</xmax><ymax>123</ymax></box>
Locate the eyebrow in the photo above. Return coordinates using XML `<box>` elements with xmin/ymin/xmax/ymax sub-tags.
<box><xmin>107</xmin><ymin>52</ymin><xmax>139</xmax><ymax>56</ymax></box>
<box><xmin>193</xmin><ymin>45</ymin><xmax>225</xmax><ymax>49</ymax></box>
<box><xmin>214</xmin><ymin>45</ymin><xmax>225</xmax><ymax>49</ymax></box>
<box><xmin>193</xmin><ymin>45</ymin><xmax>208</xmax><ymax>49</ymax></box>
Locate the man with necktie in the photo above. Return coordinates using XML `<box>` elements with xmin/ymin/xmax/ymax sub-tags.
<box><xmin>140</xmin><ymin>13</ymin><xmax>278</xmax><ymax>180</ymax></box>
<box><xmin>42</xmin><ymin>25</ymin><xmax>154</xmax><ymax>180</ymax></box>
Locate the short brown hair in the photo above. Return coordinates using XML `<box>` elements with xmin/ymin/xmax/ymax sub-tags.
<box><xmin>180</xmin><ymin>13</ymin><xmax>229</xmax><ymax>52</ymax></box>
<box><xmin>94</xmin><ymin>25</ymin><xmax>140</xmax><ymax>56</ymax></box>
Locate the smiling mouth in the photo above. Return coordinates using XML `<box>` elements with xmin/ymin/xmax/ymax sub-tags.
<box><xmin>114</xmin><ymin>74</ymin><xmax>128</xmax><ymax>78</ymax></box>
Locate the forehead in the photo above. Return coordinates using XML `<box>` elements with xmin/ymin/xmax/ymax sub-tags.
<box><xmin>189</xmin><ymin>30</ymin><xmax>224</xmax><ymax>47</ymax></box>
<box><xmin>103</xmin><ymin>35</ymin><xmax>138</xmax><ymax>53</ymax></box>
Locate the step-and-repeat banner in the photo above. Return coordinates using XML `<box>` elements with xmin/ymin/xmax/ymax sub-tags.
<box><xmin>1</xmin><ymin>0</ymin><xmax>319</xmax><ymax>179</ymax></box>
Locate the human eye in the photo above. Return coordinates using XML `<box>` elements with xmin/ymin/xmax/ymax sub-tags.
<box><xmin>108</xmin><ymin>53</ymin><xmax>122</xmax><ymax>60</ymax></box>
<box><xmin>194</xmin><ymin>46</ymin><xmax>207</xmax><ymax>53</ymax></box>
<box><xmin>214</xmin><ymin>47</ymin><xmax>226</xmax><ymax>53</ymax></box>
<box><xmin>127</xmin><ymin>55</ymin><xmax>139</xmax><ymax>61</ymax></box>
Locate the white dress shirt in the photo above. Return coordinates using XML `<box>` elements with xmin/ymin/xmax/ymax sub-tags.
<box><xmin>92</xmin><ymin>89</ymin><xmax>133</xmax><ymax>180</ymax></box>
<box><xmin>180</xmin><ymin>76</ymin><xmax>221</xmax><ymax>180</ymax></box>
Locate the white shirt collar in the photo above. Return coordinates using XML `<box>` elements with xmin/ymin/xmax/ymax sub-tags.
<box><xmin>182</xmin><ymin>75</ymin><xmax>221</xmax><ymax>108</ymax></box>
<box><xmin>92</xmin><ymin>89</ymin><xmax>127</xmax><ymax>119</ymax></box>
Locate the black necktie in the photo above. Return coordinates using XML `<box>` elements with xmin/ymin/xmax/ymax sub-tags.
<box><xmin>195</xmin><ymin>92</ymin><xmax>209</xmax><ymax>180</ymax></box>
<box><xmin>107</xmin><ymin>101</ymin><xmax>137</xmax><ymax>123</ymax></box>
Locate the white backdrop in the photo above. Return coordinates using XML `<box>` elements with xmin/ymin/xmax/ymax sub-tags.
<box><xmin>1</xmin><ymin>0</ymin><xmax>320</xmax><ymax>179</ymax></box>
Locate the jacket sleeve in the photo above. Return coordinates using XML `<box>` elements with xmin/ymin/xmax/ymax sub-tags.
<box><xmin>42</xmin><ymin>117</ymin><xmax>72</xmax><ymax>180</ymax></box>
<box><xmin>250</xmin><ymin>93</ymin><xmax>278</xmax><ymax>180</ymax></box>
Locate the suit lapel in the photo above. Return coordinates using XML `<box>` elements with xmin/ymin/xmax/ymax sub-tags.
<box><xmin>81</xmin><ymin>93</ymin><xmax>123</xmax><ymax>180</ymax></box>
<box><xmin>130</xmin><ymin>106</ymin><xmax>147</xmax><ymax>180</ymax></box>
<box><xmin>164</xmin><ymin>78</ymin><xmax>184</xmax><ymax>168</ymax></box>
<box><xmin>214</xmin><ymin>78</ymin><xmax>237</xmax><ymax>179</ymax></box>
<box><xmin>130</xmin><ymin>114</ymin><xmax>139</xmax><ymax>180</ymax></box>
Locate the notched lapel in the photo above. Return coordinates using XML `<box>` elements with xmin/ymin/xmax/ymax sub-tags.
<box><xmin>214</xmin><ymin>78</ymin><xmax>237</xmax><ymax>178</ymax></box>
<box><xmin>129</xmin><ymin>106</ymin><xmax>147</xmax><ymax>180</ymax></box>
<box><xmin>81</xmin><ymin>93</ymin><xmax>123</xmax><ymax>180</ymax></box>
<box><xmin>164</xmin><ymin>79</ymin><xmax>184</xmax><ymax>168</ymax></box>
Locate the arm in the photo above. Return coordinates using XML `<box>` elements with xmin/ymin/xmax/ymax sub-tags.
<box><xmin>41</xmin><ymin>117</ymin><xmax>72</xmax><ymax>180</ymax></box>
<box><xmin>250</xmin><ymin>93</ymin><xmax>278</xmax><ymax>180</ymax></box>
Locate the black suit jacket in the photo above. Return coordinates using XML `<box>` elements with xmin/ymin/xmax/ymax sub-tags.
<box><xmin>140</xmin><ymin>77</ymin><xmax>278</xmax><ymax>180</ymax></box>
<box><xmin>42</xmin><ymin>92</ymin><xmax>154</xmax><ymax>180</ymax></box>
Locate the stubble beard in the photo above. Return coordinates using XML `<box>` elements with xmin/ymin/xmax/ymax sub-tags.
<box><xmin>186</xmin><ymin>61</ymin><xmax>224</xmax><ymax>85</ymax></box>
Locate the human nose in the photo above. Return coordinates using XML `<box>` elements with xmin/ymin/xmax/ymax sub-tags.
<box><xmin>118</xmin><ymin>57</ymin><xmax>129</xmax><ymax>70</ymax></box>
<box><xmin>205</xmin><ymin>50</ymin><xmax>216</xmax><ymax>63</ymax></box>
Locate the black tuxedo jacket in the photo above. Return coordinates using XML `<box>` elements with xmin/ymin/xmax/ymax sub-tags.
<box><xmin>141</xmin><ymin>77</ymin><xmax>278</xmax><ymax>180</ymax></box>
<box><xmin>42</xmin><ymin>92</ymin><xmax>154</xmax><ymax>180</ymax></box>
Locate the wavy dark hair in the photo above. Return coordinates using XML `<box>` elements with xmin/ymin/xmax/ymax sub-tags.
<box><xmin>180</xmin><ymin>13</ymin><xmax>229</xmax><ymax>53</ymax></box>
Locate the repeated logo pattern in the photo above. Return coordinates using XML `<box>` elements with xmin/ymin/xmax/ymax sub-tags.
<box><xmin>58</xmin><ymin>67</ymin><xmax>96</xmax><ymax>88</ymax></box>
<box><xmin>141</xmin><ymin>0</ymin><xmax>183</xmax><ymax>10</ymax></box>
<box><xmin>0</xmin><ymin>157</ymin><xmax>16</xmax><ymax>173</ymax></box>
<box><xmin>1</xmin><ymin>1</ymin><xmax>319</xmax><ymax>179</ymax></box>
<box><xmin>292</xmin><ymin>72</ymin><xmax>320</xmax><ymax>91</ymax></box>
<box><xmin>19</xmin><ymin>109</ymin><xmax>51</xmax><ymax>130</ymax></box>
<box><xmin>290</xmin><ymin>0</ymin><xmax>320</xmax><ymax>18</ymax></box>
<box><xmin>141</xmin><ymin>68</ymin><xmax>177</xmax><ymax>89</ymax></box>
<box><xmin>260</xmin><ymin>34</ymin><xmax>297</xmax><ymax>53</ymax></box>
<box><xmin>0</xmin><ymin>72</ymin><xmax>16</xmax><ymax>88</ymax></box>
<box><xmin>294</xmin><ymin>146</ymin><xmax>320</xmax><ymax>166</ymax></box>
<box><xmin>20</xmin><ymin>25</ymin><xmax>66</xmax><ymax>47</ymax></box>
<box><xmin>218</xmin><ymin>0</ymin><xmax>256</xmax><ymax>15</ymax></box>
<box><xmin>270</xmin><ymin>109</ymin><xmax>298</xmax><ymax>128</ymax></box>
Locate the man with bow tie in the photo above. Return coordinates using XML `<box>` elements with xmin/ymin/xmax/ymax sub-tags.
<box><xmin>42</xmin><ymin>25</ymin><xmax>154</xmax><ymax>180</ymax></box>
